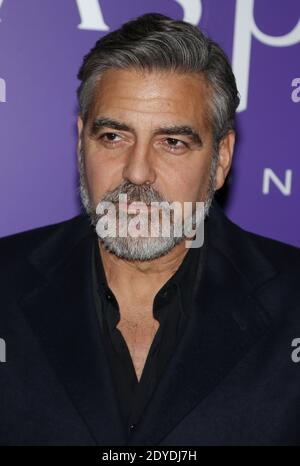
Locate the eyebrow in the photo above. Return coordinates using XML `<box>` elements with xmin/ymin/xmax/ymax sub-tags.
<box><xmin>90</xmin><ymin>117</ymin><xmax>203</xmax><ymax>147</ymax></box>
<box><xmin>91</xmin><ymin>117</ymin><xmax>133</xmax><ymax>135</ymax></box>
<box><xmin>154</xmin><ymin>125</ymin><xmax>203</xmax><ymax>146</ymax></box>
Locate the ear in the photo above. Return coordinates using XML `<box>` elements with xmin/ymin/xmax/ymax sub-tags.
<box><xmin>214</xmin><ymin>130</ymin><xmax>235</xmax><ymax>191</ymax></box>
<box><xmin>76</xmin><ymin>115</ymin><xmax>84</xmax><ymax>162</ymax></box>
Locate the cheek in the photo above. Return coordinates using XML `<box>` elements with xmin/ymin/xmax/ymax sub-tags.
<box><xmin>84</xmin><ymin>152</ymin><xmax>124</xmax><ymax>203</ymax></box>
<box><xmin>165</xmin><ymin>162</ymin><xmax>210</xmax><ymax>202</ymax></box>
<box><xmin>189</xmin><ymin>156</ymin><xmax>213</xmax><ymax>199</ymax></box>
<box><xmin>84</xmin><ymin>156</ymin><xmax>110</xmax><ymax>203</ymax></box>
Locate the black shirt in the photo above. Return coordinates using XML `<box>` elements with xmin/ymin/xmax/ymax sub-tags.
<box><xmin>91</xmin><ymin>233</ymin><xmax>206</xmax><ymax>433</ymax></box>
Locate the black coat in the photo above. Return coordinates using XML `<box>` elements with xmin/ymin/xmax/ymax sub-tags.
<box><xmin>0</xmin><ymin>200</ymin><xmax>300</xmax><ymax>445</ymax></box>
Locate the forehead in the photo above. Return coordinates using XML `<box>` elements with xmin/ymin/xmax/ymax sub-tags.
<box><xmin>88</xmin><ymin>68</ymin><xmax>212</xmax><ymax>132</ymax></box>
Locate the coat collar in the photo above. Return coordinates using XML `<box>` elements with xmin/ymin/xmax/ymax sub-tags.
<box><xmin>18</xmin><ymin>200</ymin><xmax>285</xmax><ymax>445</ymax></box>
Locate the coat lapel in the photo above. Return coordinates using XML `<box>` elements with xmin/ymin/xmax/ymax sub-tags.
<box><xmin>18</xmin><ymin>215</ymin><xmax>126</xmax><ymax>445</ymax></box>
<box><xmin>126</xmin><ymin>201</ymin><xmax>280</xmax><ymax>445</ymax></box>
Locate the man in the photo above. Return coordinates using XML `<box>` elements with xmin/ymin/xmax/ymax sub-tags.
<box><xmin>0</xmin><ymin>13</ymin><xmax>300</xmax><ymax>446</ymax></box>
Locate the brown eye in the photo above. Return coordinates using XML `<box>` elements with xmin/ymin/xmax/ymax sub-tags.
<box><xmin>100</xmin><ymin>132</ymin><xmax>121</xmax><ymax>142</ymax></box>
<box><xmin>167</xmin><ymin>138</ymin><xmax>183</xmax><ymax>146</ymax></box>
<box><xmin>164</xmin><ymin>138</ymin><xmax>189</xmax><ymax>153</ymax></box>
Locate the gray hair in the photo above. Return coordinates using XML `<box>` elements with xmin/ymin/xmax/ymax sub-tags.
<box><xmin>76</xmin><ymin>12</ymin><xmax>240</xmax><ymax>148</ymax></box>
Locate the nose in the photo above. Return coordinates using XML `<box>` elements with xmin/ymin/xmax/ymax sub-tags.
<box><xmin>122</xmin><ymin>142</ymin><xmax>156</xmax><ymax>186</ymax></box>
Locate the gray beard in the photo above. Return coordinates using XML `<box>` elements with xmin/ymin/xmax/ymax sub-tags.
<box><xmin>78</xmin><ymin>147</ymin><xmax>218</xmax><ymax>261</ymax></box>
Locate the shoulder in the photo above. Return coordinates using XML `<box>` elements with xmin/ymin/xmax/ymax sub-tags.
<box><xmin>216</xmin><ymin>214</ymin><xmax>300</xmax><ymax>325</ymax></box>
<box><xmin>208</xmin><ymin>200</ymin><xmax>300</xmax><ymax>278</ymax></box>
<box><xmin>239</xmin><ymin>226</ymin><xmax>300</xmax><ymax>274</ymax></box>
<box><xmin>0</xmin><ymin>214</ymin><xmax>89</xmax><ymax>270</ymax></box>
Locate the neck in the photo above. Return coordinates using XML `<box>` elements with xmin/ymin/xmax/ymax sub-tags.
<box><xmin>98</xmin><ymin>239</ymin><xmax>189</xmax><ymax>303</ymax></box>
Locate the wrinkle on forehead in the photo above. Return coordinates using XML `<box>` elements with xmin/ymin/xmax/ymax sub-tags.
<box><xmin>89</xmin><ymin>68</ymin><xmax>212</xmax><ymax>133</ymax></box>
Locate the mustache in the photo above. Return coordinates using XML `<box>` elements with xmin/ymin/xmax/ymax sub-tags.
<box><xmin>101</xmin><ymin>181</ymin><xmax>168</xmax><ymax>205</ymax></box>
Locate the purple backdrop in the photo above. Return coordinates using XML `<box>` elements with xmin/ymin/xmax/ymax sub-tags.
<box><xmin>0</xmin><ymin>0</ymin><xmax>299</xmax><ymax>246</ymax></box>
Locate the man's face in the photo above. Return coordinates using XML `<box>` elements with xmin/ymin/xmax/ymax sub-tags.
<box><xmin>77</xmin><ymin>68</ymin><xmax>234</xmax><ymax>260</ymax></box>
